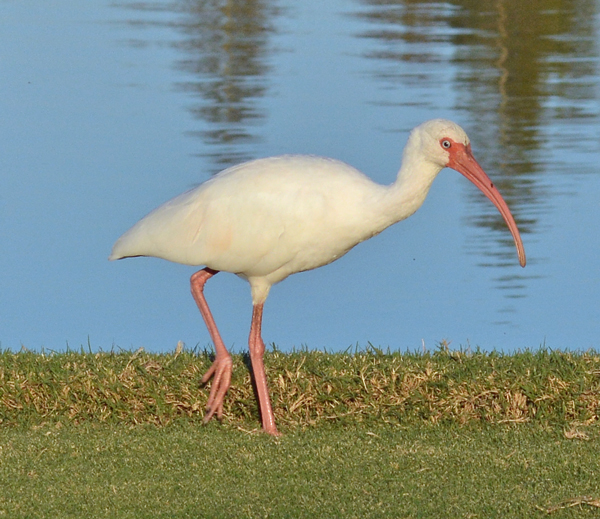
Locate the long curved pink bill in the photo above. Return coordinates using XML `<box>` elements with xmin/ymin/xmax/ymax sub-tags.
<box><xmin>449</xmin><ymin>144</ymin><xmax>526</xmax><ymax>268</ymax></box>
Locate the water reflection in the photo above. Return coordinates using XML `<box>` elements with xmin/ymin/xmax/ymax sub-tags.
<box><xmin>118</xmin><ymin>0</ymin><xmax>281</xmax><ymax>171</ymax></box>
<box><xmin>455</xmin><ymin>0</ymin><xmax>599</xmax><ymax>296</ymax></box>
<box><xmin>353</xmin><ymin>0</ymin><xmax>600</xmax><ymax>297</ymax></box>
<box><xmin>175</xmin><ymin>0</ymin><xmax>281</xmax><ymax>170</ymax></box>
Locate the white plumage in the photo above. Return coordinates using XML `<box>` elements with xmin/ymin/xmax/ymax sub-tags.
<box><xmin>110</xmin><ymin>119</ymin><xmax>526</xmax><ymax>435</ymax></box>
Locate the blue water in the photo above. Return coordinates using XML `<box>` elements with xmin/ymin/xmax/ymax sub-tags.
<box><xmin>1</xmin><ymin>0</ymin><xmax>599</xmax><ymax>353</ymax></box>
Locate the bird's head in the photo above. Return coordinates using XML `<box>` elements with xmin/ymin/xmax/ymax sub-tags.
<box><xmin>411</xmin><ymin>119</ymin><xmax>526</xmax><ymax>267</ymax></box>
<box><xmin>412</xmin><ymin>119</ymin><xmax>471</xmax><ymax>168</ymax></box>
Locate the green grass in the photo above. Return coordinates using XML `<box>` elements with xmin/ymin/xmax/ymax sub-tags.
<box><xmin>1</xmin><ymin>422</ymin><xmax>599</xmax><ymax>518</ymax></box>
<box><xmin>1</xmin><ymin>346</ymin><xmax>599</xmax><ymax>517</ymax></box>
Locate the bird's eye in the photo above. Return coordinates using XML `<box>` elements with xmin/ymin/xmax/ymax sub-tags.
<box><xmin>441</xmin><ymin>139</ymin><xmax>451</xmax><ymax>149</ymax></box>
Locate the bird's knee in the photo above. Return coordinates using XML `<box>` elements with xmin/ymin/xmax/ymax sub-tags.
<box><xmin>190</xmin><ymin>267</ymin><xmax>219</xmax><ymax>293</ymax></box>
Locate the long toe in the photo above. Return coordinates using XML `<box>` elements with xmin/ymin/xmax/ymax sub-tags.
<box><xmin>201</xmin><ymin>354</ymin><xmax>233</xmax><ymax>423</ymax></box>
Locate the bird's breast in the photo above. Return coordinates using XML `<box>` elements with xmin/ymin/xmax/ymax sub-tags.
<box><xmin>111</xmin><ymin>155</ymin><xmax>391</xmax><ymax>282</ymax></box>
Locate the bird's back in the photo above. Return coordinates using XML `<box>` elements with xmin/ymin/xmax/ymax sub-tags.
<box><xmin>110</xmin><ymin>155</ymin><xmax>389</xmax><ymax>283</ymax></box>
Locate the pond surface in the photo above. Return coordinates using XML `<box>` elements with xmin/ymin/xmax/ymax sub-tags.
<box><xmin>1</xmin><ymin>0</ymin><xmax>599</xmax><ymax>352</ymax></box>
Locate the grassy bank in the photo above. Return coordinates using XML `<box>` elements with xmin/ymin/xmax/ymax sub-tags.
<box><xmin>1</xmin><ymin>346</ymin><xmax>599</xmax><ymax>517</ymax></box>
<box><xmin>1</xmin><ymin>345</ymin><xmax>599</xmax><ymax>429</ymax></box>
<box><xmin>1</xmin><ymin>422</ymin><xmax>599</xmax><ymax>518</ymax></box>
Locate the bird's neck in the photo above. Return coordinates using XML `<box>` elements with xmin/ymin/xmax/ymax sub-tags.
<box><xmin>380</xmin><ymin>147</ymin><xmax>443</xmax><ymax>226</ymax></box>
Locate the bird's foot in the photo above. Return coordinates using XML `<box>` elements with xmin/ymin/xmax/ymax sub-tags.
<box><xmin>201</xmin><ymin>352</ymin><xmax>233</xmax><ymax>423</ymax></box>
<box><xmin>262</xmin><ymin>423</ymin><xmax>282</xmax><ymax>437</ymax></box>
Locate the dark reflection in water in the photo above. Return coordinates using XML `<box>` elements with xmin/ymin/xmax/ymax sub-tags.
<box><xmin>174</xmin><ymin>0</ymin><xmax>281</xmax><ymax>169</ymax></box>
<box><xmin>354</xmin><ymin>0</ymin><xmax>600</xmax><ymax>297</ymax></box>
<box><xmin>117</xmin><ymin>0</ymin><xmax>281</xmax><ymax>171</ymax></box>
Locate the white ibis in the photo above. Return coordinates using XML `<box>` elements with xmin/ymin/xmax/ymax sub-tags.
<box><xmin>110</xmin><ymin>119</ymin><xmax>526</xmax><ymax>435</ymax></box>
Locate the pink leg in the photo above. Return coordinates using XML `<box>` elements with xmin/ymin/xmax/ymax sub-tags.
<box><xmin>248</xmin><ymin>303</ymin><xmax>280</xmax><ymax>436</ymax></box>
<box><xmin>190</xmin><ymin>268</ymin><xmax>232</xmax><ymax>423</ymax></box>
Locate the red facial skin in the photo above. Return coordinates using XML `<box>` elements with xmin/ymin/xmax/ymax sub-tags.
<box><xmin>442</xmin><ymin>138</ymin><xmax>526</xmax><ymax>268</ymax></box>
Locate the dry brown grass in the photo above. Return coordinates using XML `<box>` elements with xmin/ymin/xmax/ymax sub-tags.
<box><xmin>1</xmin><ymin>344</ymin><xmax>599</xmax><ymax>429</ymax></box>
<box><xmin>537</xmin><ymin>496</ymin><xmax>600</xmax><ymax>514</ymax></box>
